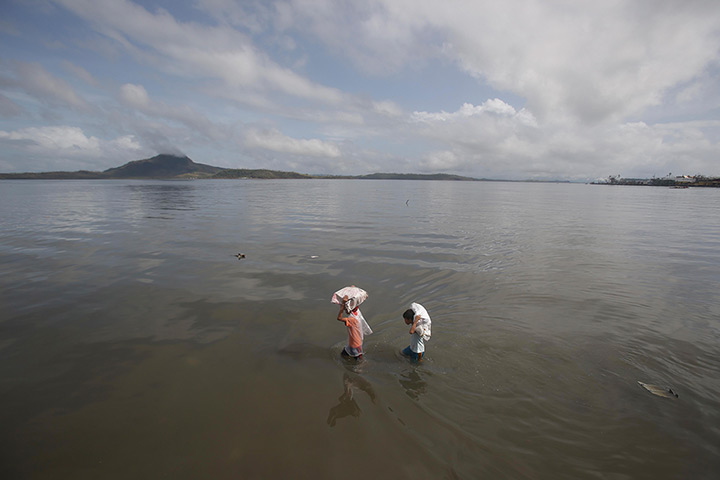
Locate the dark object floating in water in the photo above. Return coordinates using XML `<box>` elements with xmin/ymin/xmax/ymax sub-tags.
<box><xmin>406</xmin><ymin>199</ymin><xmax>409</xmax><ymax>206</ymax></box>
<box><xmin>235</xmin><ymin>253</ymin><xmax>246</xmax><ymax>259</ymax></box>
<box><xmin>638</xmin><ymin>381</ymin><xmax>678</xmax><ymax>398</ymax></box>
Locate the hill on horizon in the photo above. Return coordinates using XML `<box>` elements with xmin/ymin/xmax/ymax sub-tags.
<box><xmin>0</xmin><ymin>154</ymin><xmax>480</xmax><ymax>181</ymax></box>
<box><xmin>0</xmin><ymin>154</ymin><xmax>226</xmax><ymax>180</ymax></box>
<box><xmin>102</xmin><ymin>154</ymin><xmax>224</xmax><ymax>178</ymax></box>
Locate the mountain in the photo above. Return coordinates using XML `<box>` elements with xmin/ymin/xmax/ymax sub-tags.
<box><xmin>102</xmin><ymin>154</ymin><xmax>225</xmax><ymax>178</ymax></box>
<box><xmin>0</xmin><ymin>154</ymin><xmax>226</xmax><ymax>180</ymax></box>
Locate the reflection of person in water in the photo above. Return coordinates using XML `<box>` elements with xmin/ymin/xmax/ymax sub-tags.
<box><xmin>327</xmin><ymin>373</ymin><xmax>376</xmax><ymax>427</ymax></box>
<box><xmin>399</xmin><ymin>370</ymin><xmax>427</xmax><ymax>400</ymax></box>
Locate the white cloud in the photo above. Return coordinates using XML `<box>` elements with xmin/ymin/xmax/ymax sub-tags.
<box><xmin>195</xmin><ymin>0</ymin><xmax>274</xmax><ymax>34</ymax></box>
<box><xmin>62</xmin><ymin>61</ymin><xmax>99</xmax><ymax>86</ymax></box>
<box><xmin>108</xmin><ymin>134</ymin><xmax>142</xmax><ymax>152</ymax></box>
<box><xmin>406</xmin><ymin>100</ymin><xmax>541</xmax><ymax>166</ymax></box>
<box><xmin>281</xmin><ymin>0</ymin><xmax>720</xmax><ymax>125</ymax></box>
<box><xmin>7</xmin><ymin>61</ymin><xmax>89</xmax><ymax>110</ymax></box>
<box><xmin>371</xmin><ymin>100</ymin><xmax>404</xmax><ymax>118</ymax></box>
<box><xmin>0</xmin><ymin>126</ymin><xmax>142</xmax><ymax>166</ymax></box>
<box><xmin>407</xmin><ymin>116</ymin><xmax>720</xmax><ymax>180</ymax></box>
<box><xmin>274</xmin><ymin>0</ymin><xmax>438</xmax><ymax>75</ymax></box>
<box><xmin>411</xmin><ymin>99</ymin><xmax>535</xmax><ymax>125</ymax></box>
<box><xmin>118</xmin><ymin>83</ymin><xmax>228</xmax><ymax>141</ymax></box>
<box><xmin>119</xmin><ymin>83</ymin><xmax>150</xmax><ymax>108</ymax></box>
<box><xmin>55</xmin><ymin>0</ymin><xmax>345</xmax><ymax>105</ymax></box>
<box><xmin>437</xmin><ymin>1</ymin><xmax>719</xmax><ymax>125</ymax></box>
<box><xmin>418</xmin><ymin>150</ymin><xmax>462</xmax><ymax>171</ymax></box>
<box><xmin>0</xmin><ymin>126</ymin><xmax>100</xmax><ymax>152</ymax></box>
<box><xmin>244</xmin><ymin>127</ymin><xmax>341</xmax><ymax>157</ymax></box>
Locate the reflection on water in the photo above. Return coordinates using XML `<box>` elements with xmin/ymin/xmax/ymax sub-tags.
<box><xmin>327</xmin><ymin>373</ymin><xmax>377</xmax><ymax>427</ymax></box>
<box><xmin>399</xmin><ymin>369</ymin><xmax>427</xmax><ymax>400</ymax></box>
<box><xmin>1</xmin><ymin>179</ymin><xmax>720</xmax><ymax>478</ymax></box>
<box><xmin>124</xmin><ymin>182</ymin><xmax>198</xmax><ymax>212</ymax></box>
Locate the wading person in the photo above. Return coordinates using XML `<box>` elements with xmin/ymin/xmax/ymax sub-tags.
<box><xmin>402</xmin><ymin>302</ymin><xmax>432</xmax><ymax>362</ymax></box>
<box><xmin>332</xmin><ymin>286</ymin><xmax>372</xmax><ymax>360</ymax></box>
<box><xmin>337</xmin><ymin>295</ymin><xmax>364</xmax><ymax>359</ymax></box>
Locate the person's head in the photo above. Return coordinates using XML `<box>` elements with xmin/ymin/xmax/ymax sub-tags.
<box><xmin>403</xmin><ymin>308</ymin><xmax>415</xmax><ymax>325</ymax></box>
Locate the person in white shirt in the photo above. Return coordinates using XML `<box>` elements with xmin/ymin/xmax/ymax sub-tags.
<box><xmin>401</xmin><ymin>302</ymin><xmax>432</xmax><ymax>362</ymax></box>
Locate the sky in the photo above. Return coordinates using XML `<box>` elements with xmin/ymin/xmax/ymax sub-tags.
<box><xmin>1</xmin><ymin>0</ymin><xmax>719</xmax><ymax>181</ymax></box>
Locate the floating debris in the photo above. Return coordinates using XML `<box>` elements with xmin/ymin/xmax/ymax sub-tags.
<box><xmin>235</xmin><ymin>253</ymin><xmax>245</xmax><ymax>259</ymax></box>
<box><xmin>638</xmin><ymin>381</ymin><xmax>679</xmax><ymax>399</ymax></box>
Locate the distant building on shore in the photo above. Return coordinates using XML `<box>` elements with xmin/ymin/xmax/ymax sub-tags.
<box><xmin>591</xmin><ymin>174</ymin><xmax>719</xmax><ymax>187</ymax></box>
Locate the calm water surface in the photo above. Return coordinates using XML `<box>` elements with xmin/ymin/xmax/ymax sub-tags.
<box><xmin>1</xmin><ymin>179</ymin><xmax>719</xmax><ymax>479</ymax></box>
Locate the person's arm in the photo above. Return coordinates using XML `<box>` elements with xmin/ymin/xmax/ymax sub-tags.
<box><xmin>337</xmin><ymin>296</ymin><xmax>349</xmax><ymax>323</ymax></box>
<box><xmin>409</xmin><ymin>315</ymin><xmax>420</xmax><ymax>334</ymax></box>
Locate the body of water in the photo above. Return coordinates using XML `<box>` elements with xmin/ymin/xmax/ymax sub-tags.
<box><xmin>1</xmin><ymin>179</ymin><xmax>719</xmax><ymax>479</ymax></box>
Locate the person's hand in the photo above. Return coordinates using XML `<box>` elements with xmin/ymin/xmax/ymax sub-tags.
<box><xmin>339</xmin><ymin>295</ymin><xmax>349</xmax><ymax>313</ymax></box>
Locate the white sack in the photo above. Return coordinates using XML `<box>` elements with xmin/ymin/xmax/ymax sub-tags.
<box><xmin>331</xmin><ymin>285</ymin><xmax>368</xmax><ymax>313</ymax></box>
<box><xmin>410</xmin><ymin>302</ymin><xmax>432</xmax><ymax>341</ymax></box>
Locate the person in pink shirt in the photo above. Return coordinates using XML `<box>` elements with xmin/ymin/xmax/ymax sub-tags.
<box><xmin>337</xmin><ymin>295</ymin><xmax>364</xmax><ymax>359</ymax></box>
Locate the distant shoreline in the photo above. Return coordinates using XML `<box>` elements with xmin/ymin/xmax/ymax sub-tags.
<box><xmin>0</xmin><ymin>154</ymin><xmax>576</xmax><ymax>182</ymax></box>
<box><xmin>0</xmin><ymin>172</ymin><xmax>573</xmax><ymax>183</ymax></box>
<box><xmin>8</xmin><ymin>153</ymin><xmax>715</xmax><ymax>185</ymax></box>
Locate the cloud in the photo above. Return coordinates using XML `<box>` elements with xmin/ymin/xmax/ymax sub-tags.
<box><xmin>54</xmin><ymin>0</ymin><xmax>345</xmax><ymax>105</ymax></box>
<box><xmin>0</xmin><ymin>93</ymin><xmax>24</xmax><ymax>117</ymax></box>
<box><xmin>4</xmin><ymin>61</ymin><xmax>89</xmax><ymax>110</ymax></box>
<box><xmin>418</xmin><ymin>150</ymin><xmax>463</xmax><ymax>171</ymax></box>
<box><xmin>411</xmin><ymin>99</ymin><xmax>536</xmax><ymax>126</ymax></box>
<box><xmin>244</xmin><ymin>127</ymin><xmax>341</xmax><ymax>157</ymax></box>
<box><xmin>371</xmin><ymin>99</ymin><xmax>405</xmax><ymax>118</ymax></box>
<box><xmin>0</xmin><ymin>126</ymin><xmax>142</xmax><ymax>170</ymax></box>
<box><xmin>0</xmin><ymin>125</ymin><xmax>101</xmax><ymax>152</ymax></box>
<box><xmin>279</xmin><ymin>0</ymin><xmax>720</xmax><ymax>126</ymax></box>
<box><xmin>62</xmin><ymin>60</ymin><xmax>99</xmax><ymax>86</ymax></box>
<box><xmin>195</xmin><ymin>0</ymin><xmax>275</xmax><ymax>34</ymax></box>
<box><xmin>273</xmin><ymin>0</ymin><xmax>441</xmax><ymax>75</ymax></box>
<box><xmin>119</xmin><ymin>83</ymin><xmax>149</xmax><ymax>108</ymax></box>
<box><xmin>407</xmin><ymin>100</ymin><xmax>541</xmax><ymax>162</ymax></box>
<box><xmin>438</xmin><ymin>0</ymin><xmax>720</xmax><ymax>124</ymax></box>
<box><xmin>398</xmin><ymin>96</ymin><xmax>720</xmax><ymax>180</ymax></box>
<box><xmin>118</xmin><ymin>83</ymin><xmax>229</xmax><ymax>141</ymax></box>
